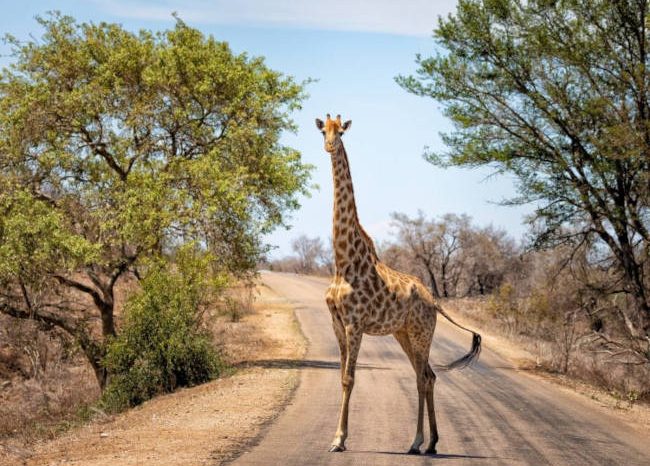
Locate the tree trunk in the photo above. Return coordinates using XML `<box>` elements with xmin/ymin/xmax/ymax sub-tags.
<box><xmin>478</xmin><ymin>276</ymin><xmax>485</xmax><ymax>296</ymax></box>
<box><xmin>76</xmin><ymin>328</ymin><xmax>109</xmax><ymax>389</ymax></box>
<box><xmin>426</xmin><ymin>267</ymin><xmax>441</xmax><ymax>299</ymax></box>
<box><xmin>612</xmin><ymin>226</ymin><xmax>650</xmax><ymax>337</ymax></box>
<box><xmin>441</xmin><ymin>263</ymin><xmax>449</xmax><ymax>298</ymax></box>
<box><xmin>99</xmin><ymin>299</ymin><xmax>116</xmax><ymax>338</ymax></box>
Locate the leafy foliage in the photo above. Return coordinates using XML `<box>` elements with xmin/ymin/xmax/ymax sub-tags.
<box><xmin>101</xmin><ymin>248</ymin><xmax>224</xmax><ymax>411</ymax></box>
<box><xmin>0</xmin><ymin>187</ymin><xmax>98</xmax><ymax>286</ymax></box>
<box><xmin>399</xmin><ymin>0</ymin><xmax>650</xmax><ymax>360</ymax></box>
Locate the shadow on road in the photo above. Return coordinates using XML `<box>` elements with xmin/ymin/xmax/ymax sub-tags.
<box><xmin>236</xmin><ymin>358</ymin><xmax>389</xmax><ymax>371</ymax></box>
<box><xmin>355</xmin><ymin>450</ymin><xmax>499</xmax><ymax>460</ymax></box>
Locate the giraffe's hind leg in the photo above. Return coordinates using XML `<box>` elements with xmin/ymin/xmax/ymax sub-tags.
<box><xmin>394</xmin><ymin>330</ymin><xmax>427</xmax><ymax>455</ymax></box>
<box><xmin>424</xmin><ymin>363</ymin><xmax>438</xmax><ymax>454</ymax></box>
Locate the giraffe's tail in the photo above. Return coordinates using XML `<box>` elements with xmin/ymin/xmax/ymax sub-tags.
<box><xmin>431</xmin><ymin>306</ymin><xmax>482</xmax><ymax>371</ymax></box>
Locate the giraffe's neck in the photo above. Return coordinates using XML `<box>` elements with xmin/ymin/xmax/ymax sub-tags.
<box><xmin>330</xmin><ymin>143</ymin><xmax>377</xmax><ymax>274</ymax></box>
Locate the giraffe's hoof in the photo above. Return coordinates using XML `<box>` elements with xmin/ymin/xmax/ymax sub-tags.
<box><xmin>424</xmin><ymin>447</ymin><xmax>437</xmax><ymax>455</ymax></box>
<box><xmin>407</xmin><ymin>447</ymin><xmax>421</xmax><ymax>455</ymax></box>
<box><xmin>329</xmin><ymin>445</ymin><xmax>345</xmax><ymax>453</ymax></box>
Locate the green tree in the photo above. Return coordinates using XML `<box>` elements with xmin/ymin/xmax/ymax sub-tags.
<box><xmin>0</xmin><ymin>13</ymin><xmax>311</xmax><ymax>388</ymax></box>
<box><xmin>398</xmin><ymin>0</ymin><xmax>650</xmax><ymax>362</ymax></box>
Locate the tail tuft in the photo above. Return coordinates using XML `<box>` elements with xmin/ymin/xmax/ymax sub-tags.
<box><xmin>433</xmin><ymin>332</ymin><xmax>481</xmax><ymax>372</ymax></box>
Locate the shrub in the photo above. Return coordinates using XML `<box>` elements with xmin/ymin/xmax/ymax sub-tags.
<box><xmin>101</xmin><ymin>251</ymin><xmax>224</xmax><ymax>412</ymax></box>
<box><xmin>486</xmin><ymin>282</ymin><xmax>521</xmax><ymax>335</ymax></box>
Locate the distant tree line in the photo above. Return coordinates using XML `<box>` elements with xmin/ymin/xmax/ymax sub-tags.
<box><xmin>384</xmin><ymin>212</ymin><xmax>519</xmax><ymax>298</ymax></box>
<box><xmin>265</xmin><ymin>234</ymin><xmax>333</xmax><ymax>275</ymax></box>
<box><xmin>268</xmin><ymin>212</ymin><xmax>520</xmax><ymax>299</ymax></box>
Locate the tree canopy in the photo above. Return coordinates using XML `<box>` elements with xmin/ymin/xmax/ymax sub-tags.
<box><xmin>0</xmin><ymin>13</ymin><xmax>312</xmax><ymax>387</ymax></box>
<box><xmin>398</xmin><ymin>0</ymin><xmax>650</xmax><ymax>357</ymax></box>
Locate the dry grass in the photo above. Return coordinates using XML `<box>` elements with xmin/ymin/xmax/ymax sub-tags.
<box><xmin>215</xmin><ymin>284</ymin><xmax>304</xmax><ymax>366</ymax></box>
<box><xmin>441</xmin><ymin>297</ymin><xmax>650</xmax><ymax>430</ymax></box>
<box><xmin>14</xmin><ymin>280</ymin><xmax>305</xmax><ymax>466</ymax></box>
<box><xmin>0</xmin><ymin>276</ymin><xmax>142</xmax><ymax>451</ymax></box>
<box><xmin>0</xmin><ymin>316</ymin><xmax>99</xmax><ymax>447</ymax></box>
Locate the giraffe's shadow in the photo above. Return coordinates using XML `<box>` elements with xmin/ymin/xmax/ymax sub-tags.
<box><xmin>235</xmin><ymin>358</ymin><xmax>389</xmax><ymax>371</ymax></box>
<box><xmin>355</xmin><ymin>449</ymin><xmax>500</xmax><ymax>460</ymax></box>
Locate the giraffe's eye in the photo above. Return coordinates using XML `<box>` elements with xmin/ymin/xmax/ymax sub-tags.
<box><xmin>321</xmin><ymin>131</ymin><xmax>325</xmax><ymax>135</ymax></box>
<box><xmin>338</xmin><ymin>132</ymin><xmax>344</xmax><ymax>136</ymax></box>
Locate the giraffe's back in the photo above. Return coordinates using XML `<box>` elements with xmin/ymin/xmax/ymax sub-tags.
<box><xmin>326</xmin><ymin>261</ymin><xmax>438</xmax><ymax>337</ymax></box>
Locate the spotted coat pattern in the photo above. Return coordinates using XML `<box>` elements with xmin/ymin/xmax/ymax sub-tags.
<box><xmin>315</xmin><ymin>114</ymin><xmax>448</xmax><ymax>455</ymax></box>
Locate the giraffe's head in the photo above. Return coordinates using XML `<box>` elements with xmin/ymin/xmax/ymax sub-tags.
<box><xmin>315</xmin><ymin>114</ymin><xmax>351</xmax><ymax>154</ymax></box>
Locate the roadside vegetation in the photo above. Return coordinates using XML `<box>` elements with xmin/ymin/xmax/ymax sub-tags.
<box><xmin>100</xmin><ymin>247</ymin><xmax>224</xmax><ymax>412</ymax></box>
<box><xmin>398</xmin><ymin>0</ymin><xmax>650</xmax><ymax>372</ymax></box>
<box><xmin>0</xmin><ymin>13</ymin><xmax>310</xmax><ymax>445</ymax></box>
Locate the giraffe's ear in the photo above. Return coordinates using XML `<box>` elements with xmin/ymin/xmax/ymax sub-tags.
<box><xmin>315</xmin><ymin>118</ymin><xmax>324</xmax><ymax>130</ymax></box>
<box><xmin>342</xmin><ymin>120</ymin><xmax>352</xmax><ymax>131</ymax></box>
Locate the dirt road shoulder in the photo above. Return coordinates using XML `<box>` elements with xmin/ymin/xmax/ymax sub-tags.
<box><xmin>5</xmin><ymin>282</ymin><xmax>306</xmax><ymax>466</ymax></box>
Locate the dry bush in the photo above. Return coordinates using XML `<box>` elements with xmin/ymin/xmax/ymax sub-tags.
<box><xmin>0</xmin><ymin>315</ymin><xmax>99</xmax><ymax>443</ymax></box>
<box><xmin>216</xmin><ymin>281</ymin><xmax>257</xmax><ymax>322</ymax></box>
<box><xmin>265</xmin><ymin>256</ymin><xmax>302</xmax><ymax>274</ymax></box>
<box><xmin>569</xmin><ymin>352</ymin><xmax>649</xmax><ymax>405</ymax></box>
<box><xmin>265</xmin><ymin>234</ymin><xmax>333</xmax><ymax>276</ymax></box>
<box><xmin>449</xmin><ymin>245</ymin><xmax>650</xmax><ymax>405</ymax></box>
<box><xmin>0</xmin><ymin>275</ymin><xmax>139</xmax><ymax>445</ymax></box>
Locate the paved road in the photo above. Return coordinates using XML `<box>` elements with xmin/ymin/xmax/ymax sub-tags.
<box><xmin>232</xmin><ymin>272</ymin><xmax>649</xmax><ymax>465</ymax></box>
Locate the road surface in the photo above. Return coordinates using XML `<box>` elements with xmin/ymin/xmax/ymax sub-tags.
<box><xmin>232</xmin><ymin>272</ymin><xmax>649</xmax><ymax>465</ymax></box>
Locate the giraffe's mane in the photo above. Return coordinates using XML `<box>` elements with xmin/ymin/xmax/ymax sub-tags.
<box><xmin>358</xmin><ymin>225</ymin><xmax>379</xmax><ymax>258</ymax></box>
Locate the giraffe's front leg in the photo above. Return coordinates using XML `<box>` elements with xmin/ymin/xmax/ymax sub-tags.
<box><xmin>328</xmin><ymin>303</ymin><xmax>347</xmax><ymax>381</ymax></box>
<box><xmin>330</xmin><ymin>324</ymin><xmax>362</xmax><ymax>452</ymax></box>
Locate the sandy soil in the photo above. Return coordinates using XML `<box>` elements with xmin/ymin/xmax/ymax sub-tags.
<box><xmin>0</xmin><ymin>282</ymin><xmax>306</xmax><ymax>466</ymax></box>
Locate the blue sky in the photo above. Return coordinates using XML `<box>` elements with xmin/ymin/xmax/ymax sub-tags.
<box><xmin>0</xmin><ymin>1</ymin><xmax>534</xmax><ymax>258</ymax></box>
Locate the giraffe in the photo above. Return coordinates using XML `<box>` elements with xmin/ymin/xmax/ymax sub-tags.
<box><xmin>316</xmin><ymin>114</ymin><xmax>482</xmax><ymax>455</ymax></box>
